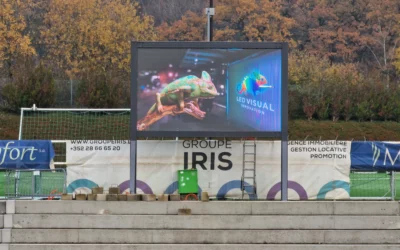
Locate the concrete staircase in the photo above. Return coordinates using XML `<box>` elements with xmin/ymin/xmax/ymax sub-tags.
<box><xmin>1</xmin><ymin>200</ymin><xmax>400</xmax><ymax>249</ymax></box>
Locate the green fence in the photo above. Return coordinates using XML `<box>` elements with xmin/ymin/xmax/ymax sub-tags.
<box><xmin>349</xmin><ymin>171</ymin><xmax>398</xmax><ymax>200</ymax></box>
<box><xmin>1</xmin><ymin>169</ymin><xmax>66</xmax><ymax>199</ymax></box>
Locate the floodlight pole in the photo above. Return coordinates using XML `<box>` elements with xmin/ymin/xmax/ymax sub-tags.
<box><xmin>206</xmin><ymin>1</ymin><xmax>214</xmax><ymax>42</ymax></box>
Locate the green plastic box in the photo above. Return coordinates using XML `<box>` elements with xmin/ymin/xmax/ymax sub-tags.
<box><xmin>177</xmin><ymin>169</ymin><xmax>198</xmax><ymax>194</ymax></box>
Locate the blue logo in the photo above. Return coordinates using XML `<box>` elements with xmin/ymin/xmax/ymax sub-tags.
<box><xmin>0</xmin><ymin>140</ymin><xmax>55</xmax><ymax>169</ymax></box>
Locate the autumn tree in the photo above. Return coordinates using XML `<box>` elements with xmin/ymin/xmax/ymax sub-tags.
<box><xmin>157</xmin><ymin>11</ymin><xmax>206</xmax><ymax>41</ymax></box>
<box><xmin>1</xmin><ymin>60</ymin><xmax>55</xmax><ymax>112</ymax></box>
<box><xmin>140</xmin><ymin>0</ymin><xmax>206</xmax><ymax>26</ymax></box>
<box><xmin>288</xmin><ymin>0</ymin><xmax>369</xmax><ymax>63</ymax></box>
<box><xmin>42</xmin><ymin>0</ymin><xmax>157</xmax><ymax>77</ymax></box>
<box><xmin>363</xmin><ymin>0</ymin><xmax>400</xmax><ymax>84</ymax></box>
<box><xmin>40</xmin><ymin>0</ymin><xmax>158</xmax><ymax>107</ymax></box>
<box><xmin>0</xmin><ymin>0</ymin><xmax>36</xmax><ymax>78</ymax></box>
<box><xmin>213</xmin><ymin>0</ymin><xmax>294</xmax><ymax>43</ymax></box>
<box><xmin>157</xmin><ymin>0</ymin><xmax>295</xmax><ymax>43</ymax></box>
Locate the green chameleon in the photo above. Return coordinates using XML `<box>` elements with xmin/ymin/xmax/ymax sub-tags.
<box><xmin>147</xmin><ymin>71</ymin><xmax>218</xmax><ymax>115</ymax></box>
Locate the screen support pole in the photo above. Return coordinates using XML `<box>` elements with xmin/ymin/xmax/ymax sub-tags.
<box><xmin>281</xmin><ymin>42</ymin><xmax>289</xmax><ymax>201</ymax></box>
<box><xmin>281</xmin><ymin>134</ymin><xmax>288</xmax><ymax>201</ymax></box>
<box><xmin>206</xmin><ymin>11</ymin><xmax>210</xmax><ymax>42</ymax></box>
<box><xmin>130</xmin><ymin>139</ymin><xmax>137</xmax><ymax>194</ymax></box>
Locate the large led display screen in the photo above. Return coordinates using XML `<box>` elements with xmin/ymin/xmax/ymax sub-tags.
<box><xmin>135</xmin><ymin>47</ymin><xmax>282</xmax><ymax>133</ymax></box>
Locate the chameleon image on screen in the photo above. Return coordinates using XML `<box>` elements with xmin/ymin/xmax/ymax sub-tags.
<box><xmin>147</xmin><ymin>71</ymin><xmax>218</xmax><ymax>115</ymax></box>
<box><xmin>137</xmin><ymin>71</ymin><xmax>218</xmax><ymax>130</ymax></box>
<box><xmin>236</xmin><ymin>72</ymin><xmax>272</xmax><ymax>96</ymax></box>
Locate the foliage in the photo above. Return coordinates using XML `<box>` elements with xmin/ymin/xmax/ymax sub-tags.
<box><xmin>157</xmin><ymin>11</ymin><xmax>206</xmax><ymax>41</ymax></box>
<box><xmin>0</xmin><ymin>0</ymin><xmax>36</xmax><ymax>76</ymax></box>
<box><xmin>0</xmin><ymin>0</ymin><xmax>400</xmax><ymax>116</ymax></box>
<box><xmin>288</xmin><ymin>51</ymin><xmax>400</xmax><ymax>122</ymax></box>
<box><xmin>1</xmin><ymin>61</ymin><xmax>55</xmax><ymax>112</ymax></box>
<box><xmin>41</xmin><ymin>0</ymin><xmax>157</xmax><ymax>78</ymax></box>
<box><xmin>214</xmin><ymin>0</ymin><xmax>295</xmax><ymax>44</ymax></box>
<box><xmin>75</xmin><ymin>69</ymin><xmax>128</xmax><ymax>108</ymax></box>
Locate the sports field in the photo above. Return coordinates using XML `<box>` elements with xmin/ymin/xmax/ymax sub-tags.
<box><xmin>1</xmin><ymin>170</ymin><xmax>399</xmax><ymax>200</ymax></box>
<box><xmin>349</xmin><ymin>172</ymin><xmax>400</xmax><ymax>200</ymax></box>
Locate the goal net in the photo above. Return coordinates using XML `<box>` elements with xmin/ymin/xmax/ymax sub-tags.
<box><xmin>19</xmin><ymin>106</ymin><xmax>130</xmax><ymax>140</ymax></box>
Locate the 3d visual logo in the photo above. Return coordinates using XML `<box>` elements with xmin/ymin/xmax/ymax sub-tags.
<box><xmin>236</xmin><ymin>72</ymin><xmax>272</xmax><ymax>96</ymax></box>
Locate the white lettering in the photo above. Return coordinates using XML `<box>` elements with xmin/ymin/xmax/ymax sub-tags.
<box><xmin>28</xmin><ymin>147</ymin><xmax>38</xmax><ymax>161</ymax></box>
<box><xmin>21</xmin><ymin>148</ymin><xmax>30</xmax><ymax>159</ymax></box>
<box><xmin>236</xmin><ymin>97</ymin><xmax>274</xmax><ymax>113</ymax></box>
<box><xmin>9</xmin><ymin>148</ymin><xmax>20</xmax><ymax>160</ymax></box>
<box><xmin>0</xmin><ymin>141</ymin><xmax>14</xmax><ymax>165</ymax></box>
<box><xmin>384</xmin><ymin>148</ymin><xmax>400</xmax><ymax>166</ymax></box>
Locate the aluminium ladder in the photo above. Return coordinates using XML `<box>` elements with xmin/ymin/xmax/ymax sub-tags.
<box><xmin>241</xmin><ymin>138</ymin><xmax>256</xmax><ymax>199</ymax></box>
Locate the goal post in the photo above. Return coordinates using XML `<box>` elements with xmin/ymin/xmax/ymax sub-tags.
<box><xmin>19</xmin><ymin>105</ymin><xmax>130</xmax><ymax>141</ymax></box>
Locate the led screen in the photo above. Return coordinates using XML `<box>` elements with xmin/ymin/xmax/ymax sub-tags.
<box><xmin>135</xmin><ymin>48</ymin><xmax>282</xmax><ymax>133</ymax></box>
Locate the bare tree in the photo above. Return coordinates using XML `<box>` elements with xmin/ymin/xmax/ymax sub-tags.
<box><xmin>140</xmin><ymin>0</ymin><xmax>207</xmax><ymax>25</ymax></box>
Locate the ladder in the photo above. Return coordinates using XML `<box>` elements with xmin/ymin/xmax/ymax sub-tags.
<box><xmin>241</xmin><ymin>138</ymin><xmax>256</xmax><ymax>199</ymax></box>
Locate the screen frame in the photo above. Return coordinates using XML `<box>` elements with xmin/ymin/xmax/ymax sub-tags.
<box><xmin>131</xmin><ymin>41</ymin><xmax>288</xmax><ymax>139</ymax></box>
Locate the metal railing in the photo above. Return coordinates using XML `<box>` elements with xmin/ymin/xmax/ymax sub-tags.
<box><xmin>3</xmin><ymin>169</ymin><xmax>66</xmax><ymax>200</ymax></box>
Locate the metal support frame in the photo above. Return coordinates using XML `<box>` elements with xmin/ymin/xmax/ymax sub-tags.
<box><xmin>391</xmin><ymin>170</ymin><xmax>396</xmax><ymax>201</ymax></box>
<box><xmin>131</xmin><ymin>42</ymin><xmax>289</xmax><ymax>200</ymax></box>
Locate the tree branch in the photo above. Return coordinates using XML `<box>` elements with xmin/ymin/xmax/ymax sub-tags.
<box><xmin>137</xmin><ymin>101</ymin><xmax>206</xmax><ymax>131</ymax></box>
<box><xmin>366</xmin><ymin>45</ymin><xmax>382</xmax><ymax>69</ymax></box>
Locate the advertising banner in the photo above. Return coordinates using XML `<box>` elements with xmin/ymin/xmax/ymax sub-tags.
<box><xmin>136</xmin><ymin>48</ymin><xmax>282</xmax><ymax>133</ymax></box>
<box><xmin>351</xmin><ymin>141</ymin><xmax>400</xmax><ymax>171</ymax></box>
<box><xmin>227</xmin><ymin>50</ymin><xmax>282</xmax><ymax>131</ymax></box>
<box><xmin>66</xmin><ymin>140</ymin><xmax>351</xmax><ymax>200</ymax></box>
<box><xmin>66</xmin><ymin>140</ymin><xmax>130</xmax><ymax>193</ymax></box>
<box><xmin>0</xmin><ymin>140</ymin><xmax>55</xmax><ymax>169</ymax></box>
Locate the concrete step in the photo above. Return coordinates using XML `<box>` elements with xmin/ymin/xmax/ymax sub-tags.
<box><xmin>13</xmin><ymin>201</ymin><xmax>400</xmax><ymax>215</ymax></box>
<box><xmin>7</xmin><ymin>214</ymin><xmax>400</xmax><ymax>230</ymax></box>
<box><xmin>7</xmin><ymin>229</ymin><xmax>400</xmax><ymax>244</ymax></box>
<box><xmin>6</xmin><ymin>245</ymin><xmax>400</xmax><ymax>250</ymax></box>
<box><xmin>0</xmin><ymin>202</ymin><xmax>5</xmax><ymax>214</ymax></box>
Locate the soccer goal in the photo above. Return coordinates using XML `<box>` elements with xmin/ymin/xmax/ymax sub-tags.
<box><xmin>19</xmin><ymin>104</ymin><xmax>130</xmax><ymax>166</ymax></box>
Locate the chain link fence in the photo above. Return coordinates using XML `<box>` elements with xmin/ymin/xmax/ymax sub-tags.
<box><xmin>2</xmin><ymin>169</ymin><xmax>66</xmax><ymax>200</ymax></box>
<box><xmin>349</xmin><ymin>171</ymin><xmax>398</xmax><ymax>200</ymax></box>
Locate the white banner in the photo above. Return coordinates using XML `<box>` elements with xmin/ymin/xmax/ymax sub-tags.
<box><xmin>66</xmin><ymin>140</ymin><xmax>351</xmax><ymax>200</ymax></box>
<box><xmin>66</xmin><ymin>140</ymin><xmax>130</xmax><ymax>193</ymax></box>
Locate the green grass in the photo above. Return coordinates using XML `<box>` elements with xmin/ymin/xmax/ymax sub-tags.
<box><xmin>0</xmin><ymin>171</ymin><xmax>5</xmax><ymax>197</ymax></box>
<box><xmin>290</xmin><ymin>120</ymin><xmax>400</xmax><ymax>141</ymax></box>
<box><xmin>350</xmin><ymin>172</ymin><xmax>400</xmax><ymax>200</ymax></box>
